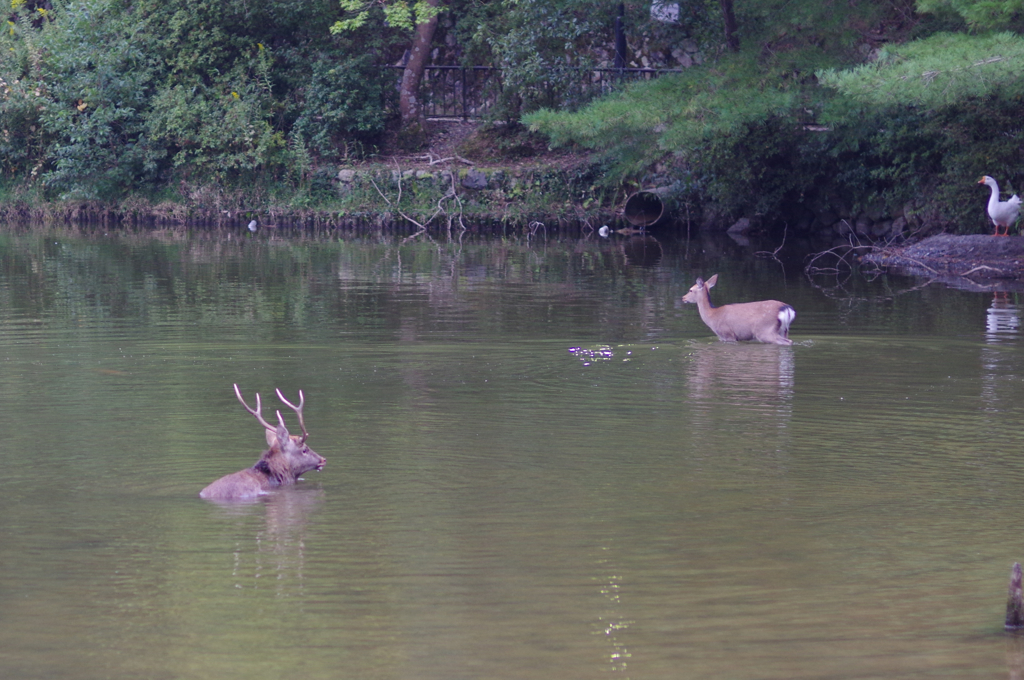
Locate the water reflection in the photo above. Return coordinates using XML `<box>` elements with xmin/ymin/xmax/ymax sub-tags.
<box><xmin>987</xmin><ymin>292</ymin><xmax>1021</xmax><ymax>342</ymax></box>
<box><xmin>594</xmin><ymin>562</ymin><xmax>633</xmax><ymax>674</ymax></box>
<box><xmin>982</xmin><ymin>293</ymin><xmax>1022</xmax><ymax>413</ymax></box>
<box><xmin>211</xmin><ymin>489</ymin><xmax>324</xmax><ymax>596</ymax></box>
<box><xmin>685</xmin><ymin>342</ymin><xmax>795</xmax><ymax>408</ymax></box>
<box><xmin>3</xmin><ymin>227</ymin><xmax>1024</xmax><ymax>679</ymax></box>
<box><xmin>622</xmin><ymin>236</ymin><xmax>663</xmax><ymax>268</ymax></box>
<box><xmin>1009</xmin><ymin>635</ymin><xmax>1024</xmax><ymax>680</ymax></box>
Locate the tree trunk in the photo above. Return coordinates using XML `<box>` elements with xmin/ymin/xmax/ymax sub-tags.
<box><xmin>399</xmin><ymin>0</ymin><xmax>439</xmax><ymax>128</ymax></box>
<box><xmin>720</xmin><ymin>0</ymin><xmax>739</xmax><ymax>52</ymax></box>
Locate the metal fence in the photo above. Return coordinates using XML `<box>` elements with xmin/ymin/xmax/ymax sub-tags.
<box><xmin>386</xmin><ymin>65</ymin><xmax>502</xmax><ymax>120</ymax></box>
<box><xmin>388</xmin><ymin>65</ymin><xmax>682</xmax><ymax>120</ymax></box>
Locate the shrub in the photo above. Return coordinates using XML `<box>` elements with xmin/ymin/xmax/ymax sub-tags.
<box><xmin>291</xmin><ymin>54</ymin><xmax>392</xmax><ymax>160</ymax></box>
<box><xmin>3</xmin><ymin>0</ymin><xmax>163</xmax><ymax>199</ymax></box>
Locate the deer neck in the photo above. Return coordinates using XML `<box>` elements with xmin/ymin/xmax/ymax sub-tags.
<box><xmin>695</xmin><ymin>288</ymin><xmax>718</xmax><ymax>325</ymax></box>
<box><xmin>253</xmin><ymin>455</ymin><xmax>288</xmax><ymax>484</ymax></box>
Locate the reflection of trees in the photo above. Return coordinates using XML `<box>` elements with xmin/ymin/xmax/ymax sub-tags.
<box><xmin>0</xmin><ymin>228</ymin><xmax>683</xmax><ymax>345</ymax></box>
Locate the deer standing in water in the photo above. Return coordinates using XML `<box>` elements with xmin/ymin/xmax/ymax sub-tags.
<box><xmin>682</xmin><ymin>274</ymin><xmax>796</xmax><ymax>345</ymax></box>
<box><xmin>200</xmin><ymin>384</ymin><xmax>326</xmax><ymax>501</ymax></box>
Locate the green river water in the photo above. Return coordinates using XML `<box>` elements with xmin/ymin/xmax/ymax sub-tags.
<box><xmin>0</xmin><ymin>225</ymin><xmax>1022</xmax><ymax>679</ymax></box>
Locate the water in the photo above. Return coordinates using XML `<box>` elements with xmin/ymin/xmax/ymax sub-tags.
<box><xmin>1</xmin><ymin>225</ymin><xmax>1023</xmax><ymax>679</ymax></box>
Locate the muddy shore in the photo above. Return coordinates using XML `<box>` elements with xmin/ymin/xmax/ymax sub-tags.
<box><xmin>864</xmin><ymin>234</ymin><xmax>1024</xmax><ymax>282</ymax></box>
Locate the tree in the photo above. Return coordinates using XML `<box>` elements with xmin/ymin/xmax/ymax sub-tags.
<box><xmin>398</xmin><ymin>0</ymin><xmax>439</xmax><ymax>128</ymax></box>
<box><xmin>817</xmin><ymin>32</ymin><xmax>1024</xmax><ymax>109</ymax></box>
<box><xmin>917</xmin><ymin>0</ymin><xmax>1024</xmax><ymax>29</ymax></box>
<box><xmin>720</xmin><ymin>0</ymin><xmax>739</xmax><ymax>51</ymax></box>
<box><xmin>332</xmin><ymin>0</ymin><xmax>443</xmax><ymax>145</ymax></box>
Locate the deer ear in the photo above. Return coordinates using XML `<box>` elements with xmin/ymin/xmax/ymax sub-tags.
<box><xmin>266</xmin><ymin>423</ymin><xmax>291</xmax><ymax>448</ymax></box>
<box><xmin>276</xmin><ymin>421</ymin><xmax>291</xmax><ymax>445</ymax></box>
<box><xmin>266</xmin><ymin>411</ymin><xmax>291</xmax><ymax>447</ymax></box>
<box><xmin>706</xmin><ymin>274</ymin><xmax>718</xmax><ymax>288</ymax></box>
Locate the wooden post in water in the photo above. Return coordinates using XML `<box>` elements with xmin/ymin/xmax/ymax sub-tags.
<box><xmin>1006</xmin><ymin>562</ymin><xmax>1024</xmax><ymax>630</ymax></box>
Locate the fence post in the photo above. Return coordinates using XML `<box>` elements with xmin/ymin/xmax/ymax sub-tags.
<box><xmin>614</xmin><ymin>3</ymin><xmax>626</xmax><ymax>70</ymax></box>
<box><xmin>461</xmin><ymin>66</ymin><xmax>467</xmax><ymax>120</ymax></box>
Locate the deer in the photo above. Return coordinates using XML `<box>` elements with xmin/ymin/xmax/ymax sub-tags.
<box><xmin>199</xmin><ymin>384</ymin><xmax>326</xmax><ymax>501</ymax></box>
<box><xmin>681</xmin><ymin>274</ymin><xmax>796</xmax><ymax>345</ymax></box>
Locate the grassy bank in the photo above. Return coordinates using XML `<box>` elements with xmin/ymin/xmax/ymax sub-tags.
<box><xmin>0</xmin><ymin>124</ymin><xmax>616</xmax><ymax>231</ymax></box>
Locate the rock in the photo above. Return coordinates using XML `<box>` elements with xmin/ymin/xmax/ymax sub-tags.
<box><xmin>727</xmin><ymin>217</ymin><xmax>752</xmax><ymax>235</ymax></box>
<box><xmin>834</xmin><ymin>219</ymin><xmax>853</xmax><ymax>236</ymax></box>
<box><xmin>462</xmin><ymin>168</ymin><xmax>488</xmax><ymax>190</ymax></box>
<box><xmin>864</xmin><ymin>201</ymin><xmax>887</xmax><ymax>221</ymax></box>
<box><xmin>651</xmin><ymin>1</ymin><xmax>680</xmax><ymax>23</ymax></box>
<box><xmin>337</xmin><ymin>169</ymin><xmax>357</xmax><ymax>183</ymax></box>
<box><xmin>890</xmin><ymin>216</ymin><xmax>907</xmax><ymax>237</ymax></box>
<box><xmin>814</xmin><ymin>210</ymin><xmax>839</xmax><ymax>230</ymax></box>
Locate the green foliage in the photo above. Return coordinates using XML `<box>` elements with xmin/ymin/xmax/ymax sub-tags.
<box><xmin>519</xmin><ymin>0</ymin><xmax>1024</xmax><ymax>230</ymax></box>
<box><xmin>525</xmin><ymin>56</ymin><xmax>804</xmax><ymax>181</ymax></box>
<box><xmin>2</xmin><ymin>0</ymin><xmax>1021</xmax><ymax>231</ymax></box>
<box><xmin>144</xmin><ymin>40</ymin><xmax>286</xmax><ymax>177</ymax></box>
<box><xmin>917</xmin><ymin>0</ymin><xmax>1024</xmax><ymax>29</ymax></box>
<box><xmin>487</xmin><ymin>0</ymin><xmax>614</xmax><ymax>115</ymax></box>
<box><xmin>0</xmin><ymin>59</ymin><xmax>48</xmax><ymax>178</ymax></box>
<box><xmin>1</xmin><ymin>0</ymin><xmax>163</xmax><ymax>198</ymax></box>
<box><xmin>482</xmin><ymin>0</ymin><xmax>720</xmax><ymax>119</ymax></box>
<box><xmin>146</xmin><ymin>85</ymin><xmax>284</xmax><ymax>177</ymax></box>
<box><xmin>291</xmin><ymin>55</ymin><xmax>392</xmax><ymax>159</ymax></box>
<box><xmin>818</xmin><ymin>32</ymin><xmax>1024</xmax><ymax>109</ymax></box>
<box><xmin>0</xmin><ymin>0</ymin><xmax>396</xmax><ymax>198</ymax></box>
<box><xmin>332</xmin><ymin>0</ymin><xmax>443</xmax><ymax>32</ymax></box>
<box><xmin>522</xmin><ymin>0</ymin><xmax>886</xmax><ymax>159</ymax></box>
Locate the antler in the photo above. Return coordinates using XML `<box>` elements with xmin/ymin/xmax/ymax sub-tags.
<box><xmin>233</xmin><ymin>383</ymin><xmax>277</xmax><ymax>433</ymax></box>
<box><xmin>275</xmin><ymin>388</ymin><xmax>308</xmax><ymax>443</ymax></box>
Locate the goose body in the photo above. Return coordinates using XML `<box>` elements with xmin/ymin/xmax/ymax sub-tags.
<box><xmin>979</xmin><ymin>175</ymin><xmax>1021</xmax><ymax>236</ymax></box>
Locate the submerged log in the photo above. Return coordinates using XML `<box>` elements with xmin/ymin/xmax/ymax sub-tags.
<box><xmin>1006</xmin><ymin>562</ymin><xmax>1024</xmax><ymax>630</ymax></box>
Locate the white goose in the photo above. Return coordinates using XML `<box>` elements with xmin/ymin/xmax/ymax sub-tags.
<box><xmin>979</xmin><ymin>175</ymin><xmax>1021</xmax><ymax>236</ymax></box>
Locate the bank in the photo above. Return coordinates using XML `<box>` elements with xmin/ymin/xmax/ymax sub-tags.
<box><xmin>0</xmin><ymin>120</ymin><xmax>613</xmax><ymax>230</ymax></box>
<box><xmin>864</xmin><ymin>235</ymin><xmax>1024</xmax><ymax>281</ymax></box>
<box><xmin>0</xmin><ymin>118</ymin><xmax>1009</xmax><ymax>250</ymax></box>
